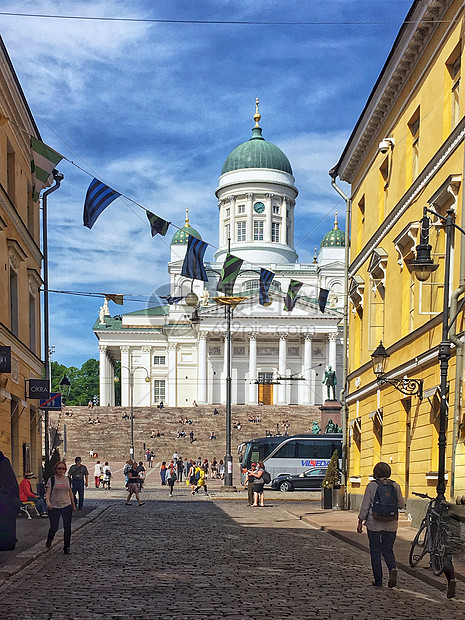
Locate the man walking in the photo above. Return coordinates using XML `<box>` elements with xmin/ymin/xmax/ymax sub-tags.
<box><xmin>68</xmin><ymin>457</ymin><xmax>89</xmax><ymax>510</ymax></box>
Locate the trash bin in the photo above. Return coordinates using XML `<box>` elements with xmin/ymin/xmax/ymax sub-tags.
<box><xmin>331</xmin><ymin>485</ymin><xmax>345</xmax><ymax>511</ymax></box>
<box><xmin>321</xmin><ymin>487</ymin><xmax>332</xmax><ymax>509</ymax></box>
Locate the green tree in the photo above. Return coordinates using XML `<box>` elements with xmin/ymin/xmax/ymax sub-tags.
<box><xmin>322</xmin><ymin>450</ymin><xmax>341</xmax><ymax>488</ymax></box>
<box><xmin>50</xmin><ymin>358</ymin><xmax>99</xmax><ymax>406</ymax></box>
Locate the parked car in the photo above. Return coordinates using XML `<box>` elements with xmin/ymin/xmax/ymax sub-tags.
<box><xmin>271</xmin><ymin>467</ymin><xmax>327</xmax><ymax>492</ymax></box>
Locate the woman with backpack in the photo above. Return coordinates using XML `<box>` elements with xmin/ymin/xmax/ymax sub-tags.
<box><xmin>357</xmin><ymin>462</ymin><xmax>404</xmax><ymax>588</ymax></box>
<box><xmin>102</xmin><ymin>462</ymin><xmax>112</xmax><ymax>489</ymax></box>
<box><xmin>44</xmin><ymin>460</ymin><xmax>76</xmax><ymax>554</ymax></box>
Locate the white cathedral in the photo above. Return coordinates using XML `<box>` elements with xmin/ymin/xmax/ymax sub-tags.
<box><xmin>94</xmin><ymin>104</ymin><xmax>345</xmax><ymax>408</ymax></box>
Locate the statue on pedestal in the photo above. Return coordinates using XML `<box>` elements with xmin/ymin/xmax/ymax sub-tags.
<box><xmin>311</xmin><ymin>420</ymin><xmax>321</xmax><ymax>434</ymax></box>
<box><xmin>322</xmin><ymin>365</ymin><xmax>337</xmax><ymax>401</ymax></box>
<box><xmin>325</xmin><ymin>419</ymin><xmax>337</xmax><ymax>434</ymax></box>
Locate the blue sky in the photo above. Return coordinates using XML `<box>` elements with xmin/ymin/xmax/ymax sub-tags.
<box><xmin>1</xmin><ymin>0</ymin><xmax>411</xmax><ymax>367</ymax></box>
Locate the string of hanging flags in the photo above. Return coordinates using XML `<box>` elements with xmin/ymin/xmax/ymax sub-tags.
<box><xmin>28</xmin><ymin>133</ymin><xmax>335</xmax><ymax>315</ymax></box>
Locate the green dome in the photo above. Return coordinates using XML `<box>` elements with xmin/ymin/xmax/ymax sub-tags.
<box><xmin>171</xmin><ymin>214</ymin><xmax>202</xmax><ymax>245</ymax></box>
<box><xmin>320</xmin><ymin>215</ymin><xmax>345</xmax><ymax>248</ymax></box>
<box><xmin>221</xmin><ymin>126</ymin><xmax>292</xmax><ymax>175</ymax></box>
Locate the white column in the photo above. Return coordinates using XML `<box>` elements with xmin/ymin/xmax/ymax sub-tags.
<box><xmin>138</xmin><ymin>346</ymin><xmax>152</xmax><ymax>406</ymax></box>
<box><xmin>229</xmin><ymin>196</ymin><xmax>236</xmax><ymax>246</ymax></box>
<box><xmin>328</xmin><ymin>332</ymin><xmax>337</xmax><ymax>370</ymax></box>
<box><xmin>246</xmin><ymin>193</ymin><xmax>254</xmax><ymax>242</ymax></box>
<box><xmin>280</xmin><ymin>197</ymin><xmax>287</xmax><ymax>244</ymax></box>
<box><xmin>265</xmin><ymin>193</ymin><xmax>273</xmax><ymax>242</ymax></box>
<box><xmin>99</xmin><ymin>345</ymin><xmax>108</xmax><ymax>406</ymax></box>
<box><xmin>218</xmin><ymin>200</ymin><xmax>225</xmax><ymax>246</ymax></box>
<box><xmin>108</xmin><ymin>358</ymin><xmax>115</xmax><ymax>406</ymax></box>
<box><xmin>303</xmin><ymin>334</ymin><xmax>312</xmax><ymax>405</ymax></box>
<box><xmin>168</xmin><ymin>343</ymin><xmax>177</xmax><ymax>406</ymax></box>
<box><xmin>248</xmin><ymin>333</ymin><xmax>257</xmax><ymax>404</ymax></box>
<box><xmin>198</xmin><ymin>333</ymin><xmax>208</xmax><ymax>404</ymax></box>
<box><xmin>277</xmin><ymin>333</ymin><xmax>287</xmax><ymax>405</ymax></box>
<box><xmin>120</xmin><ymin>346</ymin><xmax>130</xmax><ymax>407</ymax></box>
<box><xmin>289</xmin><ymin>201</ymin><xmax>295</xmax><ymax>247</ymax></box>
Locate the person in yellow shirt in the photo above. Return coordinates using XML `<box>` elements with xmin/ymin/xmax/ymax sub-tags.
<box><xmin>193</xmin><ymin>466</ymin><xmax>209</xmax><ymax>496</ymax></box>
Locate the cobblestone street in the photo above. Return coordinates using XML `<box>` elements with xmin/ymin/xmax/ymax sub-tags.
<box><xmin>1</xmin><ymin>486</ymin><xmax>465</xmax><ymax>619</ymax></box>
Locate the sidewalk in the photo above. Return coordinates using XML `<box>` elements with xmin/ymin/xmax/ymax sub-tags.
<box><xmin>283</xmin><ymin>504</ymin><xmax>465</xmax><ymax>593</ymax></box>
<box><xmin>0</xmin><ymin>503</ymin><xmax>108</xmax><ymax>583</ymax></box>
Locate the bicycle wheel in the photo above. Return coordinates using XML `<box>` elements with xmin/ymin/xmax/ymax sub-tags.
<box><xmin>409</xmin><ymin>520</ymin><xmax>429</xmax><ymax>567</ymax></box>
<box><xmin>431</xmin><ymin>522</ymin><xmax>447</xmax><ymax>576</ymax></box>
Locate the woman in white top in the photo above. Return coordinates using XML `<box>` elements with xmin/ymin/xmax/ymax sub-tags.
<box><xmin>93</xmin><ymin>461</ymin><xmax>103</xmax><ymax>488</ymax></box>
<box><xmin>45</xmin><ymin>461</ymin><xmax>75</xmax><ymax>554</ymax></box>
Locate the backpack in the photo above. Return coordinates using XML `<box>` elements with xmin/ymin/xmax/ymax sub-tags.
<box><xmin>262</xmin><ymin>470</ymin><xmax>271</xmax><ymax>484</ymax></box>
<box><xmin>372</xmin><ymin>480</ymin><xmax>398</xmax><ymax>521</ymax></box>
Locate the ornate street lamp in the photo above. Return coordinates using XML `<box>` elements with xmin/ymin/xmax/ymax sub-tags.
<box><xmin>407</xmin><ymin>206</ymin><xmax>465</xmax><ymax>501</ymax></box>
<box><xmin>120</xmin><ymin>366</ymin><xmax>151</xmax><ymax>459</ymax></box>
<box><xmin>59</xmin><ymin>375</ymin><xmax>71</xmax><ymax>405</ymax></box>
<box><xmin>371</xmin><ymin>341</ymin><xmax>423</xmax><ymax>399</ymax></box>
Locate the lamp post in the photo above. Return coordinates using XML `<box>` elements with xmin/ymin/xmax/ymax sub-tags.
<box><xmin>408</xmin><ymin>206</ymin><xmax>464</xmax><ymax>501</ymax></box>
<box><xmin>120</xmin><ymin>365</ymin><xmax>151</xmax><ymax>460</ymax></box>
<box><xmin>42</xmin><ymin>170</ymin><xmax>64</xmax><ymax>466</ymax></box>
<box><xmin>59</xmin><ymin>375</ymin><xmax>71</xmax><ymax>405</ymax></box>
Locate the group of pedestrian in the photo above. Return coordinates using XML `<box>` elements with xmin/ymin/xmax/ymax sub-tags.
<box><xmin>144</xmin><ymin>448</ymin><xmax>155</xmax><ymax>468</ymax></box>
<box><xmin>244</xmin><ymin>461</ymin><xmax>266</xmax><ymax>507</ymax></box>
<box><xmin>187</xmin><ymin>460</ymin><xmax>209</xmax><ymax>496</ymax></box>
<box><xmin>93</xmin><ymin>460</ymin><xmax>112</xmax><ymax>489</ymax></box>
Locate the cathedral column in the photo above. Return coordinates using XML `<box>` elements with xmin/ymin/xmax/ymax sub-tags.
<box><xmin>277</xmin><ymin>333</ymin><xmax>287</xmax><ymax>405</ymax></box>
<box><xmin>246</xmin><ymin>193</ymin><xmax>254</xmax><ymax>242</ymax></box>
<box><xmin>120</xmin><ymin>346</ymin><xmax>130</xmax><ymax>407</ymax></box>
<box><xmin>265</xmin><ymin>193</ymin><xmax>273</xmax><ymax>242</ymax></box>
<box><xmin>139</xmin><ymin>346</ymin><xmax>152</xmax><ymax>406</ymax></box>
<box><xmin>229</xmin><ymin>196</ymin><xmax>236</xmax><ymax>245</ymax></box>
<box><xmin>280</xmin><ymin>198</ymin><xmax>287</xmax><ymax>244</ymax></box>
<box><xmin>248</xmin><ymin>333</ymin><xmax>257</xmax><ymax>404</ymax></box>
<box><xmin>218</xmin><ymin>200</ymin><xmax>225</xmax><ymax>245</ymax></box>
<box><xmin>99</xmin><ymin>345</ymin><xmax>108</xmax><ymax>406</ymax></box>
<box><xmin>303</xmin><ymin>333</ymin><xmax>312</xmax><ymax>406</ymax></box>
<box><xmin>108</xmin><ymin>356</ymin><xmax>115</xmax><ymax>406</ymax></box>
<box><xmin>328</xmin><ymin>332</ymin><xmax>338</xmax><ymax>371</ymax></box>
<box><xmin>289</xmin><ymin>201</ymin><xmax>295</xmax><ymax>247</ymax></box>
<box><xmin>198</xmin><ymin>333</ymin><xmax>208</xmax><ymax>404</ymax></box>
<box><xmin>168</xmin><ymin>343</ymin><xmax>177</xmax><ymax>407</ymax></box>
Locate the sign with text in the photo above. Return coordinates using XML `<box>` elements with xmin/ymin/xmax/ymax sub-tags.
<box><xmin>39</xmin><ymin>392</ymin><xmax>61</xmax><ymax>410</ymax></box>
<box><xmin>0</xmin><ymin>346</ymin><xmax>11</xmax><ymax>373</ymax></box>
<box><xmin>28</xmin><ymin>379</ymin><xmax>50</xmax><ymax>399</ymax></box>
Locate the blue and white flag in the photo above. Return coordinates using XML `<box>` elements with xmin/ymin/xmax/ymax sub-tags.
<box><xmin>181</xmin><ymin>236</ymin><xmax>209</xmax><ymax>282</ymax></box>
<box><xmin>259</xmin><ymin>268</ymin><xmax>274</xmax><ymax>305</ymax></box>
<box><xmin>83</xmin><ymin>178</ymin><xmax>121</xmax><ymax>229</ymax></box>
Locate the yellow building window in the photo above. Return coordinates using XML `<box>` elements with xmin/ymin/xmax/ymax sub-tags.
<box><xmin>446</xmin><ymin>42</ymin><xmax>461</xmax><ymax>131</ymax></box>
<box><xmin>367</xmin><ymin>249</ymin><xmax>387</xmax><ymax>350</ymax></box>
<box><xmin>357</xmin><ymin>195</ymin><xmax>365</xmax><ymax>252</ymax></box>
<box><xmin>351</xmin><ymin>417</ymin><xmax>362</xmax><ymax>476</ymax></box>
<box><xmin>370</xmin><ymin>408</ymin><xmax>383</xmax><ymax>465</ymax></box>
<box><xmin>408</xmin><ymin>108</ymin><xmax>420</xmax><ymax>182</ymax></box>
<box><xmin>379</xmin><ymin>158</ymin><xmax>389</xmax><ymax>220</ymax></box>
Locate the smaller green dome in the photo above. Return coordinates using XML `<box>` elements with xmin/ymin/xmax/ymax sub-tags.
<box><xmin>171</xmin><ymin>208</ymin><xmax>202</xmax><ymax>245</ymax></box>
<box><xmin>320</xmin><ymin>213</ymin><xmax>345</xmax><ymax>248</ymax></box>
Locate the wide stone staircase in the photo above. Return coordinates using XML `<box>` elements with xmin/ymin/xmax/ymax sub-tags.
<box><xmin>49</xmin><ymin>404</ymin><xmax>324</xmax><ymax>464</ymax></box>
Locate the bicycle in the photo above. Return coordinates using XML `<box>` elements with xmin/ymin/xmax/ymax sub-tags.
<box><xmin>409</xmin><ymin>491</ymin><xmax>448</xmax><ymax>576</ymax></box>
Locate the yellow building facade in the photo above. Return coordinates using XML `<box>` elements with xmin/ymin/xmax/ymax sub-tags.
<box><xmin>0</xmin><ymin>37</ymin><xmax>44</xmax><ymax>481</ymax></box>
<box><xmin>331</xmin><ymin>0</ymin><xmax>465</xmax><ymax>519</ymax></box>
